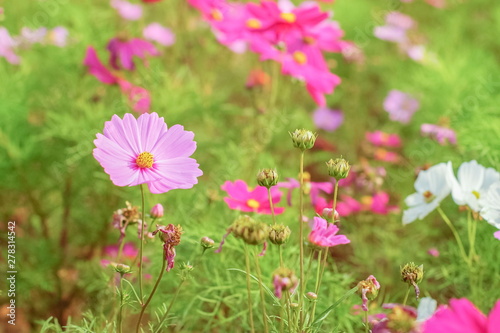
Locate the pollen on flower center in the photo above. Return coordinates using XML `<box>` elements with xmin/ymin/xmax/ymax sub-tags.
<box><xmin>211</xmin><ymin>9</ymin><xmax>223</xmax><ymax>21</ymax></box>
<box><xmin>423</xmin><ymin>190</ymin><xmax>435</xmax><ymax>203</ymax></box>
<box><xmin>303</xmin><ymin>36</ymin><xmax>315</xmax><ymax>45</ymax></box>
<box><xmin>293</xmin><ymin>51</ymin><xmax>307</xmax><ymax>65</ymax></box>
<box><xmin>136</xmin><ymin>152</ymin><xmax>154</xmax><ymax>168</ymax></box>
<box><xmin>246</xmin><ymin>18</ymin><xmax>262</xmax><ymax>29</ymax></box>
<box><xmin>247</xmin><ymin>199</ymin><xmax>260</xmax><ymax>209</ymax></box>
<box><xmin>280</xmin><ymin>12</ymin><xmax>296</xmax><ymax>23</ymax></box>
<box><xmin>472</xmin><ymin>191</ymin><xmax>480</xmax><ymax>199</ymax></box>
<box><xmin>361</xmin><ymin>196</ymin><xmax>373</xmax><ymax>206</ymax></box>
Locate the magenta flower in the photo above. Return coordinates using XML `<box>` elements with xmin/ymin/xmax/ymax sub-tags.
<box><xmin>313</xmin><ymin>107</ymin><xmax>344</xmax><ymax>132</ymax></box>
<box><xmin>366</xmin><ymin>131</ymin><xmax>401</xmax><ymax>148</ymax></box>
<box><xmin>374</xmin><ymin>148</ymin><xmax>400</xmax><ymax>163</ymax></box>
<box><xmin>0</xmin><ymin>27</ymin><xmax>20</xmax><ymax>65</ymax></box>
<box><xmin>104</xmin><ymin>242</ymin><xmax>139</xmax><ymax>259</ymax></box>
<box><xmin>111</xmin><ymin>0</ymin><xmax>143</xmax><ymax>21</ymax></box>
<box><xmin>308</xmin><ymin>216</ymin><xmax>350</xmax><ymax>247</ymax></box>
<box><xmin>314</xmin><ymin>195</ymin><xmax>362</xmax><ymax>217</ymax></box>
<box><xmin>494</xmin><ymin>231</ymin><xmax>500</xmax><ymax>240</ymax></box>
<box><xmin>384</xmin><ymin>90</ymin><xmax>419</xmax><ymax>124</ymax></box>
<box><xmin>423</xmin><ymin>298</ymin><xmax>500</xmax><ymax>333</ymax></box>
<box><xmin>93</xmin><ymin>113</ymin><xmax>203</xmax><ymax>194</ymax></box>
<box><xmin>107</xmin><ymin>37</ymin><xmax>159</xmax><ymax>71</ymax></box>
<box><xmin>421</xmin><ymin>123</ymin><xmax>457</xmax><ymax>145</ymax></box>
<box><xmin>221</xmin><ymin>180</ymin><xmax>285</xmax><ymax>215</ymax></box>
<box><xmin>360</xmin><ymin>192</ymin><xmax>399</xmax><ymax>215</ymax></box>
<box><xmin>143</xmin><ymin>23</ymin><xmax>175</xmax><ymax>46</ymax></box>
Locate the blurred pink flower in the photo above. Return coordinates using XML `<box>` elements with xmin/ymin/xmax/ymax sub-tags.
<box><xmin>278</xmin><ymin>173</ymin><xmax>333</xmax><ymax>206</ymax></box>
<box><xmin>423</xmin><ymin>298</ymin><xmax>500</xmax><ymax>333</ymax></box>
<box><xmin>315</xmin><ymin>195</ymin><xmax>362</xmax><ymax>217</ymax></box>
<box><xmin>221</xmin><ymin>180</ymin><xmax>285</xmax><ymax>215</ymax></box>
<box><xmin>374</xmin><ymin>148</ymin><xmax>400</xmax><ymax>163</ymax></box>
<box><xmin>104</xmin><ymin>242</ymin><xmax>138</xmax><ymax>259</ymax></box>
<box><xmin>427</xmin><ymin>247</ymin><xmax>439</xmax><ymax>257</ymax></box>
<box><xmin>374</xmin><ymin>12</ymin><xmax>414</xmax><ymax>44</ymax></box>
<box><xmin>111</xmin><ymin>0</ymin><xmax>143</xmax><ymax>21</ymax></box>
<box><xmin>117</xmin><ymin>80</ymin><xmax>151</xmax><ymax>114</ymax></box>
<box><xmin>360</xmin><ymin>192</ymin><xmax>399</xmax><ymax>214</ymax></box>
<box><xmin>421</xmin><ymin>123</ymin><xmax>457</xmax><ymax>145</ymax></box>
<box><xmin>107</xmin><ymin>37</ymin><xmax>159</xmax><ymax>71</ymax></box>
<box><xmin>143</xmin><ymin>23</ymin><xmax>175</xmax><ymax>46</ymax></box>
<box><xmin>93</xmin><ymin>112</ymin><xmax>203</xmax><ymax>193</ymax></box>
<box><xmin>366</xmin><ymin>131</ymin><xmax>402</xmax><ymax>147</ymax></box>
<box><xmin>18</xmin><ymin>27</ymin><xmax>47</xmax><ymax>45</ymax></box>
<box><xmin>494</xmin><ymin>231</ymin><xmax>500</xmax><ymax>240</ymax></box>
<box><xmin>384</xmin><ymin>90</ymin><xmax>419</xmax><ymax>124</ymax></box>
<box><xmin>83</xmin><ymin>46</ymin><xmax>118</xmax><ymax>84</ymax></box>
<box><xmin>313</xmin><ymin>107</ymin><xmax>344</xmax><ymax>132</ymax></box>
<box><xmin>48</xmin><ymin>26</ymin><xmax>69</xmax><ymax>47</ymax></box>
<box><xmin>0</xmin><ymin>27</ymin><xmax>20</xmax><ymax>64</ymax></box>
<box><xmin>308</xmin><ymin>216</ymin><xmax>350</xmax><ymax>247</ymax></box>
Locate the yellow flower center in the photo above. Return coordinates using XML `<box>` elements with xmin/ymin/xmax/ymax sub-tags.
<box><xmin>423</xmin><ymin>190</ymin><xmax>435</xmax><ymax>203</ymax></box>
<box><xmin>280</xmin><ymin>12</ymin><xmax>296</xmax><ymax>23</ymax></box>
<box><xmin>136</xmin><ymin>152</ymin><xmax>154</xmax><ymax>169</ymax></box>
<box><xmin>246</xmin><ymin>18</ymin><xmax>262</xmax><ymax>29</ymax></box>
<box><xmin>211</xmin><ymin>9</ymin><xmax>223</xmax><ymax>21</ymax></box>
<box><xmin>303</xmin><ymin>36</ymin><xmax>315</xmax><ymax>45</ymax></box>
<box><xmin>472</xmin><ymin>191</ymin><xmax>480</xmax><ymax>199</ymax></box>
<box><xmin>293</xmin><ymin>51</ymin><xmax>307</xmax><ymax>65</ymax></box>
<box><xmin>247</xmin><ymin>199</ymin><xmax>260</xmax><ymax>209</ymax></box>
<box><xmin>361</xmin><ymin>196</ymin><xmax>373</xmax><ymax>206</ymax></box>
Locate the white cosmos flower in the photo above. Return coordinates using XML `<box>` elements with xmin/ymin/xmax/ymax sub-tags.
<box><xmin>403</xmin><ymin>162</ymin><xmax>451</xmax><ymax>225</ymax></box>
<box><xmin>479</xmin><ymin>181</ymin><xmax>500</xmax><ymax>229</ymax></box>
<box><xmin>446</xmin><ymin>160</ymin><xmax>500</xmax><ymax>212</ymax></box>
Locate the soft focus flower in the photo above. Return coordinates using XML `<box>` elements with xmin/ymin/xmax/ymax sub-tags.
<box><xmin>93</xmin><ymin>112</ymin><xmax>203</xmax><ymax>194</ymax></box>
<box><xmin>221</xmin><ymin>180</ymin><xmax>285</xmax><ymax>214</ymax></box>
<box><xmin>421</xmin><ymin>123</ymin><xmax>457</xmax><ymax>145</ymax></box>
<box><xmin>374</xmin><ymin>12</ymin><xmax>414</xmax><ymax>44</ymax></box>
<box><xmin>308</xmin><ymin>216</ymin><xmax>350</xmax><ymax>247</ymax></box>
<box><xmin>111</xmin><ymin>0</ymin><xmax>143</xmax><ymax>21</ymax></box>
<box><xmin>423</xmin><ymin>298</ymin><xmax>500</xmax><ymax>333</ymax></box>
<box><xmin>361</xmin><ymin>192</ymin><xmax>399</xmax><ymax>215</ymax></box>
<box><xmin>18</xmin><ymin>27</ymin><xmax>47</xmax><ymax>45</ymax></box>
<box><xmin>278</xmin><ymin>172</ymin><xmax>333</xmax><ymax>206</ymax></box>
<box><xmin>245</xmin><ymin>69</ymin><xmax>271</xmax><ymax>88</ymax></box>
<box><xmin>272</xmin><ymin>267</ymin><xmax>298</xmax><ymax>298</ymax></box>
<box><xmin>480</xmin><ymin>182</ymin><xmax>500</xmax><ymax>236</ymax></box>
<box><xmin>374</xmin><ymin>148</ymin><xmax>400</xmax><ymax>163</ymax></box>
<box><xmin>384</xmin><ymin>90</ymin><xmax>419</xmax><ymax>124</ymax></box>
<box><xmin>403</xmin><ymin>162</ymin><xmax>451</xmax><ymax>224</ymax></box>
<box><xmin>107</xmin><ymin>37</ymin><xmax>159</xmax><ymax>71</ymax></box>
<box><xmin>371</xmin><ymin>303</ymin><xmax>420</xmax><ymax>333</ymax></box>
<box><xmin>427</xmin><ymin>247</ymin><xmax>439</xmax><ymax>257</ymax></box>
<box><xmin>315</xmin><ymin>195</ymin><xmax>362</xmax><ymax>217</ymax></box>
<box><xmin>313</xmin><ymin>107</ymin><xmax>344</xmax><ymax>132</ymax></box>
<box><xmin>447</xmin><ymin>160</ymin><xmax>500</xmax><ymax>212</ymax></box>
<box><xmin>104</xmin><ymin>242</ymin><xmax>138</xmax><ymax>259</ymax></box>
<box><xmin>366</xmin><ymin>131</ymin><xmax>402</xmax><ymax>148</ymax></box>
<box><xmin>494</xmin><ymin>231</ymin><xmax>500</xmax><ymax>241</ymax></box>
<box><xmin>48</xmin><ymin>26</ymin><xmax>69</xmax><ymax>47</ymax></box>
<box><xmin>0</xmin><ymin>27</ymin><xmax>20</xmax><ymax>64</ymax></box>
<box><xmin>143</xmin><ymin>23</ymin><xmax>175</xmax><ymax>46</ymax></box>
<box><xmin>357</xmin><ymin>275</ymin><xmax>380</xmax><ymax>311</ymax></box>
<box><xmin>153</xmin><ymin>224</ymin><xmax>183</xmax><ymax>271</ymax></box>
<box><xmin>150</xmin><ymin>203</ymin><xmax>164</xmax><ymax>218</ymax></box>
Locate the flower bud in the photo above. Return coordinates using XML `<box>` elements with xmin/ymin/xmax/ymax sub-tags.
<box><xmin>401</xmin><ymin>262</ymin><xmax>424</xmax><ymax>299</ymax></box>
<box><xmin>272</xmin><ymin>267</ymin><xmax>299</xmax><ymax>298</ymax></box>
<box><xmin>322</xmin><ymin>208</ymin><xmax>340</xmax><ymax>221</ymax></box>
<box><xmin>306</xmin><ymin>292</ymin><xmax>318</xmax><ymax>300</ymax></box>
<box><xmin>357</xmin><ymin>275</ymin><xmax>380</xmax><ymax>311</ymax></box>
<box><xmin>112</xmin><ymin>263</ymin><xmax>132</xmax><ymax>276</ymax></box>
<box><xmin>326</xmin><ymin>158</ymin><xmax>351</xmax><ymax>180</ymax></box>
<box><xmin>201</xmin><ymin>237</ymin><xmax>215</xmax><ymax>249</ymax></box>
<box><xmin>150</xmin><ymin>203</ymin><xmax>164</xmax><ymax>218</ymax></box>
<box><xmin>290</xmin><ymin>129</ymin><xmax>316</xmax><ymax>151</ymax></box>
<box><xmin>268</xmin><ymin>224</ymin><xmax>291</xmax><ymax>245</ymax></box>
<box><xmin>257</xmin><ymin>168</ymin><xmax>279</xmax><ymax>188</ymax></box>
<box><xmin>231</xmin><ymin>215</ymin><xmax>269</xmax><ymax>245</ymax></box>
<box><xmin>179</xmin><ymin>262</ymin><xmax>194</xmax><ymax>281</ymax></box>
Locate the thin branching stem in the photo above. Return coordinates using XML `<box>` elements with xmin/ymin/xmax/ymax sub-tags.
<box><xmin>136</xmin><ymin>259</ymin><xmax>166</xmax><ymax>333</ymax></box>
<box><xmin>138</xmin><ymin>184</ymin><xmax>146</xmax><ymax>303</ymax></box>
<box><xmin>298</xmin><ymin>150</ymin><xmax>305</xmax><ymax>328</ymax></box>
<box><xmin>244</xmin><ymin>244</ymin><xmax>256</xmax><ymax>333</ymax></box>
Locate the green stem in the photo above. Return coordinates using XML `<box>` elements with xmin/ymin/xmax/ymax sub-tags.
<box><xmin>309</xmin><ymin>249</ymin><xmax>328</xmax><ymax>326</ymax></box>
<box><xmin>402</xmin><ymin>285</ymin><xmax>411</xmax><ymax>306</ymax></box>
<box><xmin>279</xmin><ymin>245</ymin><xmax>284</xmax><ymax>268</ymax></box>
<box><xmin>298</xmin><ymin>151</ymin><xmax>305</xmax><ymax>329</ymax></box>
<box><xmin>437</xmin><ymin>207</ymin><xmax>470</xmax><ymax>267</ymax></box>
<box><xmin>254</xmin><ymin>250</ymin><xmax>269</xmax><ymax>333</ymax></box>
<box><xmin>136</xmin><ymin>258</ymin><xmax>167</xmax><ymax>333</ymax></box>
<box><xmin>117</xmin><ymin>277</ymin><xmax>124</xmax><ymax>333</ymax></box>
<box><xmin>332</xmin><ymin>182</ymin><xmax>339</xmax><ymax>223</ymax></box>
<box><xmin>244</xmin><ymin>244</ymin><xmax>256</xmax><ymax>333</ymax></box>
<box><xmin>268</xmin><ymin>187</ymin><xmax>277</xmax><ymax>225</ymax></box>
<box><xmin>154</xmin><ymin>280</ymin><xmax>185</xmax><ymax>333</ymax></box>
<box><xmin>468</xmin><ymin>210</ymin><xmax>477</xmax><ymax>262</ymax></box>
<box><xmin>138</xmin><ymin>184</ymin><xmax>146</xmax><ymax>303</ymax></box>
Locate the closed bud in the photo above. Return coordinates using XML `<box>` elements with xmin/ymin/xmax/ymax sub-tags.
<box><xmin>268</xmin><ymin>224</ymin><xmax>291</xmax><ymax>245</ymax></box>
<box><xmin>112</xmin><ymin>263</ymin><xmax>132</xmax><ymax>276</ymax></box>
<box><xmin>306</xmin><ymin>292</ymin><xmax>318</xmax><ymax>300</ymax></box>
<box><xmin>401</xmin><ymin>262</ymin><xmax>424</xmax><ymax>300</ymax></box>
<box><xmin>231</xmin><ymin>215</ymin><xmax>269</xmax><ymax>245</ymax></box>
<box><xmin>322</xmin><ymin>208</ymin><xmax>340</xmax><ymax>221</ymax></box>
<box><xmin>290</xmin><ymin>129</ymin><xmax>316</xmax><ymax>151</ymax></box>
<box><xmin>326</xmin><ymin>158</ymin><xmax>351</xmax><ymax>180</ymax></box>
<box><xmin>257</xmin><ymin>168</ymin><xmax>279</xmax><ymax>188</ymax></box>
<box><xmin>150</xmin><ymin>203</ymin><xmax>164</xmax><ymax>218</ymax></box>
<box><xmin>179</xmin><ymin>262</ymin><xmax>194</xmax><ymax>281</ymax></box>
<box><xmin>201</xmin><ymin>236</ymin><xmax>215</xmax><ymax>249</ymax></box>
<box><xmin>357</xmin><ymin>275</ymin><xmax>380</xmax><ymax>311</ymax></box>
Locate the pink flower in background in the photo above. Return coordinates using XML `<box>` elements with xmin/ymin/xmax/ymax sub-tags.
<box><xmin>117</xmin><ymin>80</ymin><xmax>151</xmax><ymax>114</ymax></box>
<box><xmin>18</xmin><ymin>27</ymin><xmax>47</xmax><ymax>45</ymax></box>
<box><xmin>278</xmin><ymin>174</ymin><xmax>333</xmax><ymax>206</ymax></box>
<box><xmin>313</xmin><ymin>107</ymin><xmax>344</xmax><ymax>132</ymax></box>
<box><xmin>421</xmin><ymin>123</ymin><xmax>457</xmax><ymax>145</ymax></box>
<box><xmin>104</xmin><ymin>242</ymin><xmax>138</xmax><ymax>259</ymax></box>
<box><xmin>48</xmin><ymin>26</ymin><xmax>69</xmax><ymax>47</ymax></box>
<box><xmin>374</xmin><ymin>12</ymin><xmax>414</xmax><ymax>43</ymax></box>
<box><xmin>374</xmin><ymin>148</ymin><xmax>399</xmax><ymax>163</ymax></box>
<box><xmin>93</xmin><ymin>113</ymin><xmax>203</xmax><ymax>194</ymax></box>
<box><xmin>111</xmin><ymin>0</ymin><xmax>143</xmax><ymax>21</ymax></box>
<box><xmin>83</xmin><ymin>46</ymin><xmax>119</xmax><ymax>84</ymax></box>
<box><xmin>423</xmin><ymin>298</ymin><xmax>500</xmax><ymax>333</ymax></box>
<box><xmin>0</xmin><ymin>27</ymin><xmax>20</xmax><ymax>65</ymax></box>
<box><xmin>315</xmin><ymin>195</ymin><xmax>362</xmax><ymax>217</ymax></box>
<box><xmin>107</xmin><ymin>37</ymin><xmax>159</xmax><ymax>71</ymax></box>
<box><xmin>384</xmin><ymin>90</ymin><xmax>419</xmax><ymax>124</ymax></box>
<box><xmin>427</xmin><ymin>247</ymin><xmax>439</xmax><ymax>257</ymax></box>
<box><xmin>366</xmin><ymin>131</ymin><xmax>402</xmax><ymax>147</ymax></box>
<box><xmin>309</xmin><ymin>216</ymin><xmax>350</xmax><ymax>247</ymax></box>
<box><xmin>221</xmin><ymin>180</ymin><xmax>285</xmax><ymax>215</ymax></box>
<box><xmin>143</xmin><ymin>23</ymin><xmax>175</xmax><ymax>46</ymax></box>
<box><xmin>494</xmin><ymin>231</ymin><xmax>500</xmax><ymax>240</ymax></box>
<box><xmin>360</xmin><ymin>192</ymin><xmax>399</xmax><ymax>214</ymax></box>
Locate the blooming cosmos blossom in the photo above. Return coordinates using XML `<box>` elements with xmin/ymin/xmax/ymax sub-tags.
<box><xmin>111</xmin><ymin>0</ymin><xmax>143</xmax><ymax>21</ymax></box>
<box><xmin>374</xmin><ymin>148</ymin><xmax>400</xmax><ymax>163</ymax></box>
<box><xmin>479</xmin><ymin>182</ymin><xmax>500</xmax><ymax>239</ymax></box>
<box><xmin>421</xmin><ymin>123</ymin><xmax>457</xmax><ymax>145</ymax></box>
<box><xmin>403</xmin><ymin>162</ymin><xmax>451</xmax><ymax>224</ymax></box>
<box><xmin>221</xmin><ymin>180</ymin><xmax>285</xmax><ymax>214</ymax></box>
<box><xmin>360</xmin><ymin>192</ymin><xmax>399</xmax><ymax>215</ymax></box>
<box><xmin>0</xmin><ymin>27</ymin><xmax>20</xmax><ymax>65</ymax></box>
<box><xmin>313</xmin><ymin>107</ymin><xmax>344</xmax><ymax>132</ymax></box>
<box><xmin>278</xmin><ymin>172</ymin><xmax>333</xmax><ymax>206</ymax></box>
<box><xmin>308</xmin><ymin>216</ymin><xmax>350</xmax><ymax>247</ymax></box>
<box><xmin>447</xmin><ymin>160</ymin><xmax>500</xmax><ymax>212</ymax></box>
<box><xmin>93</xmin><ymin>112</ymin><xmax>203</xmax><ymax>194</ymax></box>
<box><xmin>143</xmin><ymin>23</ymin><xmax>175</xmax><ymax>46</ymax></box>
<box><xmin>384</xmin><ymin>90</ymin><xmax>419</xmax><ymax>124</ymax></box>
<box><xmin>48</xmin><ymin>27</ymin><xmax>69</xmax><ymax>47</ymax></box>
<box><xmin>366</xmin><ymin>131</ymin><xmax>401</xmax><ymax>147</ymax></box>
<box><xmin>423</xmin><ymin>298</ymin><xmax>500</xmax><ymax>333</ymax></box>
<box><xmin>107</xmin><ymin>37</ymin><xmax>159</xmax><ymax>71</ymax></box>
<box><xmin>374</xmin><ymin>12</ymin><xmax>414</xmax><ymax>44</ymax></box>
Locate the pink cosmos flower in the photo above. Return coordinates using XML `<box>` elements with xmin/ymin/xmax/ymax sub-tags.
<box><xmin>221</xmin><ymin>180</ymin><xmax>285</xmax><ymax>215</ymax></box>
<box><xmin>360</xmin><ymin>192</ymin><xmax>399</xmax><ymax>215</ymax></box>
<box><xmin>93</xmin><ymin>112</ymin><xmax>203</xmax><ymax>194</ymax></box>
<box><xmin>143</xmin><ymin>23</ymin><xmax>175</xmax><ymax>46</ymax></box>
<box><xmin>427</xmin><ymin>247</ymin><xmax>439</xmax><ymax>257</ymax></box>
<box><xmin>494</xmin><ymin>231</ymin><xmax>500</xmax><ymax>241</ymax></box>
<box><xmin>117</xmin><ymin>80</ymin><xmax>151</xmax><ymax>114</ymax></box>
<box><xmin>18</xmin><ymin>27</ymin><xmax>47</xmax><ymax>45</ymax></box>
<box><xmin>308</xmin><ymin>216</ymin><xmax>350</xmax><ymax>247</ymax></box>
<box><xmin>48</xmin><ymin>27</ymin><xmax>69</xmax><ymax>47</ymax></box>
<box><xmin>107</xmin><ymin>37</ymin><xmax>159</xmax><ymax>71</ymax></box>
<box><xmin>0</xmin><ymin>27</ymin><xmax>20</xmax><ymax>65</ymax></box>
<box><xmin>111</xmin><ymin>0</ymin><xmax>143</xmax><ymax>21</ymax></box>
<box><xmin>278</xmin><ymin>173</ymin><xmax>333</xmax><ymax>206</ymax></box>
<box><xmin>374</xmin><ymin>12</ymin><xmax>414</xmax><ymax>44</ymax></box>
<box><xmin>313</xmin><ymin>107</ymin><xmax>344</xmax><ymax>132</ymax></box>
<box><xmin>423</xmin><ymin>298</ymin><xmax>500</xmax><ymax>333</ymax></box>
<box><xmin>374</xmin><ymin>148</ymin><xmax>400</xmax><ymax>163</ymax></box>
<box><xmin>315</xmin><ymin>195</ymin><xmax>362</xmax><ymax>217</ymax></box>
<box><xmin>366</xmin><ymin>131</ymin><xmax>402</xmax><ymax>148</ymax></box>
<box><xmin>421</xmin><ymin>123</ymin><xmax>457</xmax><ymax>145</ymax></box>
<box><xmin>104</xmin><ymin>242</ymin><xmax>138</xmax><ymax>259</ymax></box>
<box><xmin>384</xmin><ymin>90</ymin><xmax>419</xmax><ymax>124</ymax></box>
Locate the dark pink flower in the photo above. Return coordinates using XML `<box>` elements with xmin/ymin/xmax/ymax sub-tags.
<box><xmin>360</xmin><ymin>192</ymin><xmax>399</xmax><ymax>215</ymax></box>
<box><xmin>104</xmin><ymin>242</ymin><xmax>139</xmax><ymax>259</ymax></box>
<box><xmin>83</xmin><ymin>46</ymin><xmax>118</xmax><ymax>84</ymax></box>
<box><xmin>421</xmin><ymin>123</ymin><xmax>457</xmax><ymax>145</ymax></box>
<box><xmin>366</xmin><ymin>131</ymin><xmax>402</xmax><ymax>148</ymax></box>
<box><xmin>107</xmin><ymin>37</ymin><xmax>159</xmax><ymax>71</ymax></box>
<box><xmin>313</xmin><ymin>107</ymin><xmax>344</xmax><ymax>132</ymax></box>
<box><xmin>117</xmin><ymin>80</ymin><xmax>151</xmax><ymax>114</ymax></box>
<box><xmin>221</xmin><ymin>180</ymin><xmax>285</xmax><ymax>215</ymax></box>
<box><xmin>384</xmin><ymin>90</ymin><xmax>419</xmax><ymax>124</ymax></box>
<box><xmin>308</xmin><ymin>216</ymin><xmax>350</xmax><ymax>247</ymax></box>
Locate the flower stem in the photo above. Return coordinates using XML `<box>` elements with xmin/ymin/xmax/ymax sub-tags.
<box><xmin>437</xmin><ymin>207</ymin><xmax>470</xmax><ymax>267</ymax></box>
<box><xmin>244</xmin><ymin>244</ymin><xmax>256</xmax><ymax>333</ymax></box>
<box><xmin>467</xmin><ymin>210</ymin><xmax>477</xmax><ymax>262</ymax></box>
<box><xmin>332</xmin><ymin>182</ymin><xmax>339</xmax><ymax>223</ymax></box>
<box><xmin>138</xmin><ymin>184</ymin><xmax>146</xmax><ymax>303</ymax></box>
<box><xmin>254</xmin><ymin>250</ymin><xmax>269</xmax><ymax>333</ymax></box>
<box><xmin>402</xmin><ymin>285</ymin><xmax>411</xmax><ymax>306</ymax></box>
<box><xmin>298</xmin><ymin>150</ymin><xmax>305</xmax><ymax>329</ymax></box>
<box><xmin>154</xmin><ymin>280</ymin><xmax>185</xmax><ymax>333</ymax></box>
<box><xmin>364</xmin><ymin>310</ymin><xmax>369</xmax><ymax>333</ymax></box>
<box><xmin>117</xmin><ymin>277</ymin><xmax>124</xmax><ymax>333</ymax></box>
<box><xmin>309</xmin><ymin>249</ymin><xmax>327</xmax><ymax>326</ymax></box>
<box><xmin>136</xmin><ymin>258</ymin><xmax>166</xmax><ymax>333</ymax></box>
<box><xmin>268</xmin><ymin>187</ymin><xmax>277</xmax><ymax>225</ymax></box>
<box><xmin>279</xmin><ymin>245</ymin><xmax>284</xmax><ymax>268</ymax></box>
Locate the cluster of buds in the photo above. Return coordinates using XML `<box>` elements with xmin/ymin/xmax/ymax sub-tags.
<box><xmin>257</xmin><ymin>168</ymin><xmax>279</xmax><ymax>188</ymax></box>
<box><xmin>290</xmin><ymin>129</ymin><xmax>316</xmax><ymax>151</ymax></box>
<box><xmin>400</xmin><ymin>262</ymin><xmax>424</xmax><ymax>300</ymax></box>
<box><xmin>272</xmin><ymin>267</ymin><xmax>299</xmax><ymax>299</ymax></box>
<box><xmin>326</xmin><ymin>157</ymin><xmax>351</xmax><ymax>181</ymax></box>
<box><xmin>231</xmin><ymin>215</ymin><xmax>269</xmax><ymax>246</ymax></box>
<box><xmin>153</xmin><ymin>224</ymin><xmax>183</xmax><ymax>271</ymax></box>
<box><xmin>357</xmin><ymin>275</ymin><xmax>380</xmax><ymax>311</ymax></box>
<box><xmin>268</xmin><ymin>224</ymin><xmax>291</xmax><ymax>245</ymax></box>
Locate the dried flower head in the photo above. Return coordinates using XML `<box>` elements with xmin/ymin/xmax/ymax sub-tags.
<box><xmin>153</xmin><ymin>224</ymin><xmax>183</xmax><ymax>271</ymax></box>
<box><xmin>401</xmin><ymin>262</ymin><xmax>424</xmax><ymax>299</ymax></box>
<box><xmin>357</xmin><ymin>275</ymin><xmax>381</xmax><ymax>311</ymax></box>
<box><xmin>268</xmin><ymin>224</ymin><xmax>291</xmax><ymax>245</ymax></box>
